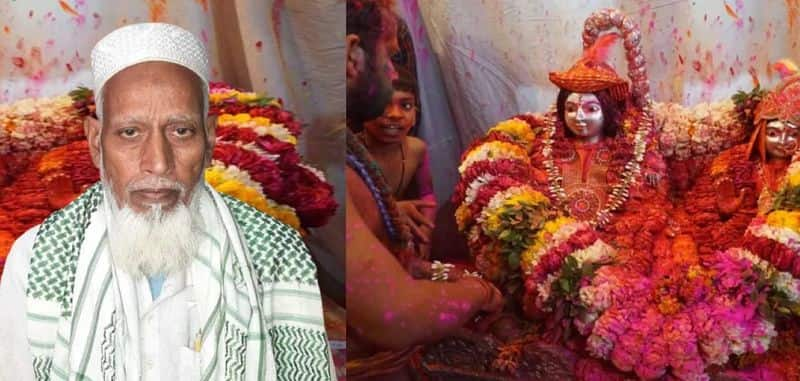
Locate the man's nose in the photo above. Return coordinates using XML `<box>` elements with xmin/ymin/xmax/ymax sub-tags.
<box><xmin>140</xmin><ymin>131</ymin><xmax>174</xmax><ymax>176</ymax></box>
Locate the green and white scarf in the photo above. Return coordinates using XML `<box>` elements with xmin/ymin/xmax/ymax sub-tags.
<box><xmin>25</xmin><ymin>182</ymin><xmax>333</xmax><ymax>381</ymax></box>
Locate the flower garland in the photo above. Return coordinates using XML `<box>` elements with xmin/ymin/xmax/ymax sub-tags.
<box><xmin>205</xmin><ymin>161</ymin><xmax>301</xmax><ymax>230</ymax></box>
<box><xmin>0</xmin><ymin>94</ymin><xmax>85</xmax><ymax>154</ymax></box>
<box><xmin>653</xmin><ymin>98</ymin><xmax>746</xmax><ymax>160</ymax></box>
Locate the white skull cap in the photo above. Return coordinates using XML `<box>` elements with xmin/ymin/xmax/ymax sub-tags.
<box><xmin>90</xmin><ymin>22</ymin><xmax>210</xmax><ymax>120</ymax></box>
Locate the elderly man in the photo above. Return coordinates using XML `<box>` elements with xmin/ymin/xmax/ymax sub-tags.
<box><xmin>345</xmin><ymin>1</ymin><xmax>502</xmax><ymax>379</ymax></box>
<box><xmin>0</xmin><ymin>23</ymin><xmax>333</xmax><ymax>380</ymax></box>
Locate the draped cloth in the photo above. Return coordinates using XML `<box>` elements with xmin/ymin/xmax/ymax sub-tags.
<box><xmin>23</xmin><ymin>182</ymin><xmax>334</xmax><ymax>380</ymax></box>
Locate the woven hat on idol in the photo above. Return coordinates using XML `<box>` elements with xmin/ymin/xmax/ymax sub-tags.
<box><xmin>549</xmin><ymin>33</ymin><xmax>629</xmax><ymax>101</ymax></box>
<box><xmin>754</xmin><ymin>60</ymin><xmax>800</xmax><ymax>126</ymax></box>
<box><xmin>90</xmin><ymin>22</ymin><xmax>210</xmax><ymax>120</ymax></box>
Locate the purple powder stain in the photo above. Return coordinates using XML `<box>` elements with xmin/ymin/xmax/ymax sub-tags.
<box><xmin>16</xmin><ymin>38</ymin><xmax>23</xmax><ymax>51</ymax></box>
<box><xmin>438</xmin><ymin>312</ymin><xmax>457</xmax><ymax>325</ymax></box>
<box><xmin>384</xmin><ymin>311</ymin><xmax>395</xmax><ymax>321</ymax></box>
<box><xmin>45</xmin><ymin>39</ymin><xmax>55</xmax><ymax>47</ymax></box>
<box><xmin>201</xmin><ymin>29</ymin><xmax>209</xmax><ymax>45</ymax></box>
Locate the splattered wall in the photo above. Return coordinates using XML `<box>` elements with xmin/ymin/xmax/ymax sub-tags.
<box><xmin>0</xmin><ymin>0</ymin><xmax>216</xmax><ymax>103</ymax></box>
<box><xmin>413</xmin><ymin>0</ymin><xmax>800</xmax><ymax>144</ymax></box>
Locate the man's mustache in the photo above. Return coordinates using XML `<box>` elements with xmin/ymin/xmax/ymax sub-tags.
<box><xmin>126</xmin><ymin>177</ymin><xmax>186</xmax><ymax>194</ymax></box>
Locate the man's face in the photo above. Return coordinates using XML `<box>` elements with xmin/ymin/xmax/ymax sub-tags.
<box><xmin>87</xmin><ymin>62</ymin><xmax>212</xmax><ymax>213</ymax></box>
<box><xmin>347</xmin><ymin>8</ymin><xmax>400</xmax><ymax>124</ymax></box>
<box><xmin>363</xmin><ymin>89</ymin><xmax>416</xmax><ymax>144</ymax></box>
<box><xmin>564</xmin><ymin>92</ymin><xmax>605</xmax><ymax>142</ymax></box>
<box><xmin>765</xmin><ymin>119</ymin><xmax>800</xmax><ymax>159</ymax></box>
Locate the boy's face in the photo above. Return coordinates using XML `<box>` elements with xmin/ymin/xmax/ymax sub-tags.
<box><xmin>363</xmin><ymin>89</ymin><xmax>416</xmax><ymax>144</ymax></box>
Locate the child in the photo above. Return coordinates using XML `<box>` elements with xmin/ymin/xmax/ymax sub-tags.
<box><xmin>359</xmin><ymin>67</ymin><xmax>436</xmax><ymax>254</ymax></box>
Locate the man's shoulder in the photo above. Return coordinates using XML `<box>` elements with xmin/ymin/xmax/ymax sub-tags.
<box><xmin>3</xmin><ymin>225</ymin><xmax>41</xmax><ymax>282</ymax></box>
<box><xmin>223</xmin><ymin>195</ymin><xmax>318</xmax><ymax>285</ymax></box>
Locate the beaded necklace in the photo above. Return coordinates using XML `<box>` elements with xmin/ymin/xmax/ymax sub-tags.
<box><xmin>346</xmin><ymin>129</ymin><xmax>412</xmax><ymax>251</ymax></box>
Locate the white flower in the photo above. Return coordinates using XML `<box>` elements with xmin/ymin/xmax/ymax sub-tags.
<box><xmin>464</xmin><ymin>174</ymin><xmax>496</xmax><ymax>206</ymax></box>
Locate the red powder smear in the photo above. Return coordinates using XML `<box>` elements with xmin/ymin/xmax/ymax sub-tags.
<box><xmin>59</xmin><ymin>0</ymin><xmax>80</xmax><ymax>17</ymax></box>
<box><xmin>201</xmin><ymin>29</ymin><xmax>208</xmax><ymax>44</ymax></box>
<box><xmin>678</xmin><ymin>54</ymin><xmax>685</xmax><ymax>65</ymax></box>
<box><xmin>195</xmin><ymin>0</ymin><xmax>208</xmax><ymax>12</ymax></box>
<box><xmin>787</xmin><ymin>0</ymin><xmax>800</xmax><ymax>32</ymax></box>
<box><xmin>255</xmin><ymin>40</ymin><xmax>263</xmax><ymax>52</ymax></box>
<box><xmin>729</xmin><ymin>66</ymin><xmax>735</xmax><ymax>76</ymax></box>
<box><xmin>16</xmin><ymin>38</ymin><xmax>24</xmax><ymax>50</ymax></box>
<box><xmin>146</xmin><ymin>0</ymin><xmax>168</xmax><ymax>22</ymax></box>
<box><xmin>692</xmin><ymin>60</ymin><xmax>702</xmax><ymax>72</ymax></box>
<box><xmin>28</xmin><ymin>10</ymin><xmax>33</xmax><ymax>18</ymax></box>
<box><xmin>724</xmin><ymin>2</ymin><xmax>739</xmax><ymax>20</ymax></box>
<box><xmin>45</xmin><ymin>39</ymin><xmax>55</xmax><ymax>47</ymax></box>
<box><xmin>11</xmin><ymin>57</ymin><xmax>25</xmax><ymax>68</ymax></box>
<box><xmin>766</xmin><ymin>61</ymin><xmax>774</xmax><ymax>80</ymax></box>
<box><xmin>272</xmin><ymin>0</ymin><xmax>285</xmax><ymax>44</ymax></box>
<box><xmin>2</xmin><ymin>26</ymin><xmax>9</xmax><ymax>34</ymax></box>
<box><xmin>92</xmin><ymin>12</ymin><xmax>101</xmax><ymax>29</ymax></box>
<box><xmin>659</xmin><ymin>51</ymin><xmax>668</xmax><ymax>65</ymax></box>
<box><xmin>66</xmin><ymin>63</ymin><xmax>73</xmax><ymax>72</ymax></box>
<box><xmin>686</xmin><ymin>29</ymin><xmax>692</xmax><ymax>38</ymax></box>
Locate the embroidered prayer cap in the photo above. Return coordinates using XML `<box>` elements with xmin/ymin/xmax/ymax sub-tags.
<box><xmin>549</xmin><ymin>33</ymin><xmax>629</xmax><ymax>101</ymax></box>
<box><xmin>90</xmin><ymin>22</ymin><xmax>210</xmax><ymax>120</ymax></box>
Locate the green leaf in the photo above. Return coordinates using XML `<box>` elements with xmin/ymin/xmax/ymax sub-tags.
<box><xmin>508</xmin><ymin>252</ymin><xmax>521</xmax><ymax>270</ymax></box>
<box><xmin>559</xmin><ymin>278</ymin><xmax>571</xmax><ymax>293</ymax></box>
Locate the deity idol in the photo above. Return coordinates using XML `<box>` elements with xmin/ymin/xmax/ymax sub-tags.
<box><xmin>683</xmin><ymin>63</ymin><xmax>800</xmax><ymax>255</ymax></box>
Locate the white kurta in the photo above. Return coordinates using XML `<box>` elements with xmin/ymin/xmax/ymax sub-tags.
<box><xmin>0</xmin><ymin>225</ymin><xmax>204</xmax><ymax>381</ymax></box>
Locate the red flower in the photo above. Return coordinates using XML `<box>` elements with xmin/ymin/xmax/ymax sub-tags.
<box><xmin>213</xmin><ymin>143</ymin><xmax>284</xmax><ymax>199</ymax></box>
<box><xmin>275</xmin><ymin>164</ymin><xmax>337</xmax><ymax>227</ymax></box>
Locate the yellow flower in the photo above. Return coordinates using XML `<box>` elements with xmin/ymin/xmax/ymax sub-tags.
<box><xmin>657</xmin><ymin>296</ymin><xmax>681</xmax><ymax>315</ymax></box>
<box><xmin>236</xmin><ymin>92</ymin><xmax>260</xmax><ymax>103</ymax></box>
<box><xmin>251</xmin><ymin>116</ymin><xmax>271</xmax><ymax>126</ymax></box>
<box><xmin>455</xmin><ymin>203</ymin><xmax>472</xmax><ymax>231</ymax></box>
<box><xmin>489</xmin><ymin>118</ymin><xmax>535</xmax><ymax>146</ymax></box>
<box><xmin>789</xmin><ymin>170</ymin><xmax>800</xmax><ymax>187</ymax></box>
<box><xmin>767</xmin><ymin>210</ymin><xmax>800</xmax><ymax>232</ymax></box>
<box><xmin>233</xmin><ymin>113</ymin><xmax>252</xmax><ymax>124</ymax></box>
<box><xmin>217</xmin><ymin>113</ymin><xmax>236</xmax><ymax>125</ymax></box>
<box><xmin>204</xmin><ymin>167</ymin><xmax>302</xmax><ymax>231</ymax></box>
<box><xmin>209</xmin><ymin>93</ymin><xmax>226</xmax><ymax>104</ymax></box>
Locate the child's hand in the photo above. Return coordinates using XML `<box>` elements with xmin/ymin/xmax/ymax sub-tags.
<box><xmin>397</xmin><ymin>200</ymin><xmax>436</xmax><ymax>243</ymax></box>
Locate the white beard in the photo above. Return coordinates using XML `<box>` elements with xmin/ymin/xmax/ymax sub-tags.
<box><xmin>102</xmin><ymin>175</ymin><xmax>204</xmax><ymax>279</ymax></box>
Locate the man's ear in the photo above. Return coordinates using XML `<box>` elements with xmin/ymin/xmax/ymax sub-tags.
<box><xmin>84</xmin><ymin>116</ymin><xmax>102</xmax><ymax>168</ymax></box>
<box><xmin>204</xmin><ymin>115</ymin><xmax>217</xmax><ymax>167</ymax></box>
<box><xmin>346</xmin><ymin>34</ymin><xmax>363</xmax><ymax>80</ymax></box>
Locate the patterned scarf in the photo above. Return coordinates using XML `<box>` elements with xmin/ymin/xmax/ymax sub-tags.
<box><xmin>25</xmin><ymin>182</ymin><xmax>333</xmax><ymax>380</ymax></box>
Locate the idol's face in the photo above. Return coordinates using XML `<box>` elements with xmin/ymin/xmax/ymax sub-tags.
<box><xmin>87</xmin><ymin>61</ymin><xmax>213</xmax><ymax>213</ymax></box>
<box><xmin>765</xmin><ymin>119</ymin><xmax>800</xmax><ymax>159</ymax></box>
<box><xmin>564</xmin><ymin>92</ymin><xmax>604</xmax><ymax>142</ymax></box>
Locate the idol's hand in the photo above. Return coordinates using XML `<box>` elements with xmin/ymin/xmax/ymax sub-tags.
<box><xmin>715</xmin><ymin>176</ymin><xmax>750</xmax><ymax>215</ymax></box>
